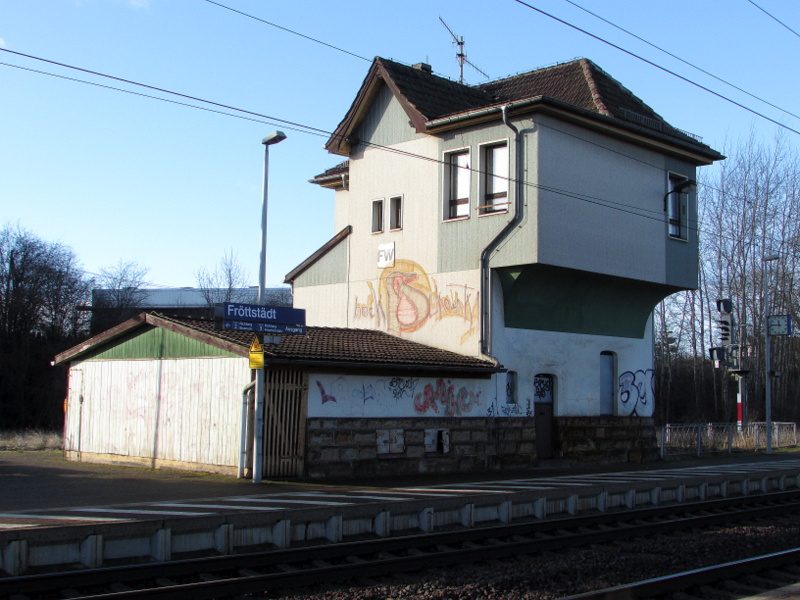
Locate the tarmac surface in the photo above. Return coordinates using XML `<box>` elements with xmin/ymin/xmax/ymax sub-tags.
<box><xmin>3</xmin><ymin>449</ymin><xmax>800</xmax><ymax>513</ymax></box>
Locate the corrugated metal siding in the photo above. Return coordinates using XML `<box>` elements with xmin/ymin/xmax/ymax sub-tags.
<box><xmin>82</xmin><ymin>327</ymin><xmax>240</xmax><ymax>361</ymax></box>
<box><xmin>66</xmin><ymin>357</ymin><xmax>250</xmax><ymax>467</ymax></box>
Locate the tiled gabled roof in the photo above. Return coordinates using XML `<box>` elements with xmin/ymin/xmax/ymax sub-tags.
<box><xmin>55</xmin><ymin>312</ymin><xmax>501</xmax><ymax>376</ymax></box>
<box><xmin>323</xmin><ymin>56</ymin><xmax>723</xmax><ymax>162</ymax></box>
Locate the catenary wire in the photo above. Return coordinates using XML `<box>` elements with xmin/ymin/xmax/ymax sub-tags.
<box><xmin>746</xmin><ymin>0</ymin><xmax>800</xmax><ymax>40</ymax></box>
<box><xmin>202</xmin><ymin>0</ymin><xmax>372</xmax><ymax>62</ymax></box>
<box><xmin>0</xmin><ymin>61</ymin><xmax>325</xmax><ymax>138</ymax></box>
<box><xmin>511</xmin><ymin>0</ymin><xmax>800</xmax><ymax>137</ymax></box>
<box><xmin>560</xmin><ymin>0</ymin><xmax>800</xmax><ymax>124</ymax></box>
<box><xmin>0</xmin><ymin>51</ymin><xmax>790</xmax><ymax>259</ymax></box>
<box><xmin>0</xmin><ymin>48</ymin><xmax>331</xmax><ymax>138</ymax></box>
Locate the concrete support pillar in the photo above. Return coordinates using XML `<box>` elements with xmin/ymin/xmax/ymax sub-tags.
<box><xmin>2</xmin><ymin>540</ymin><xmax>28</xmax><ymax>576</ymax></box>
<box><xmin>80</xmin><ymin>534</ymin><xmax>103</xmax><ymax>568</ymax></box>
<box><xmin>150</xmin><ymin>528</ymin><xmax>171</xmax><ymax>562</ymax></box>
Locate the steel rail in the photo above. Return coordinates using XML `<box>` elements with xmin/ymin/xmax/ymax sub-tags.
<box><xmin>5</xmin><ymin>490</ymin><xmax>800</xmax><ymax>600</ymax></box>
<box><xmin>558</xmin><ymin>547</ymin><xmax>800</xmax><ymax>599</ymax></box>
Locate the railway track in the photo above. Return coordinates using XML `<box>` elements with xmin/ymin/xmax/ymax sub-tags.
<box><xmin>560</xmin><ymin>547</ymin><xmax>800</xmax><ymax>599</ymax></box>
<box><xmin>4</xmin><ymin>490</ymin><xmax>800</xmax><ymax>600</ymax></box>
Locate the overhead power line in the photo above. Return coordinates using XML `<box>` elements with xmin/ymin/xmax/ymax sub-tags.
<box><xmin>561</xmin><ymin>0</ymin><xmax>800</xmax><ymax>124</ymax></box>
<box><xmin>746</xmin><ymin>0</ymin><xmax>800</xmax><ymax>40</ymax></box>
<box><xmin>0</xmin><ymin>42</ymin><xmax>791</xmax><ymax>256</ymax></box>
<box><xmin>202</xmin><ymin>0</ymin><xmax>372</xmax><ymax>62</ymax></box>
<box><xmin>0</xmin><ymin>48</ymin><xmax>331</xmax><ymax>138</ymax></box>
<box><xmin>511</xmin><ymin>0</ymin><xmax>800</xmax><ymax>137</ymax></box>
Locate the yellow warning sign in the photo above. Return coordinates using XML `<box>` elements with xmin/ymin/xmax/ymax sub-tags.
<box><xmin>249</xmin><ymin>335</ymin><xmax>264</xmax><ymax>370</ymax></box>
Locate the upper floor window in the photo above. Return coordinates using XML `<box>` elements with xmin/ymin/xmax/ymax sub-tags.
<box><xmin>389</xmin><ymin>195</ymin><xmax>403</xmax><ymax>230</ymax></box>
<box><xmin>666</xmin><ymin>174</ymin><xmax>692</xmax><ymax>240</ymax></box>
<box><xmin>444</xmin><ymin>149</ymin><xmax>470</xmax><ymax>220</ymax></box>
<box><xmin>480</xmin><ymin>142</ymin><xmax>509</xmax><ymax>215</ymax></box>
<box><xmin>371</xmin><ymin>198</ymin><xmax>384</xmax><ymax>233</ymax></box>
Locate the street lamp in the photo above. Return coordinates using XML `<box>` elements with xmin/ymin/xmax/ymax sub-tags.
<box><xmin>258</xmin><ymin>131</ymin><xmax>287</xmax><ymax>305</ymax></box>
<box><xmin>253</xmin><ymin>131</ymin><xmax>286</xmax><ymax>485</ymax></box>
<box><xmin>763</xmin><ymin>252</ymin><xmax>780</xmax><ymax>454</ymax></box>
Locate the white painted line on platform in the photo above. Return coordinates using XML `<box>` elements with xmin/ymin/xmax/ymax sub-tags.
<box><xmin>223</xmin><ymin>498</ymin><xmax>353</xmax><ymax>506</ymax></box>
<box><xmin>296</xmin><ymin>492</ymin><xmax>426</xmax><ymax>502</ymax></box>
<box><xmin>153</xmin><ymin>503</ymin><xmax>282</xmax><ymax>511</ymax></box>
<box><xmin>399</xmin><ymin>487</ymin><xmax>510</xmax><ymax>494</ymax></box>
<box><xmin>70</xmin><ymin>507</ymin><xmax>210</xmax><ymax>516</ymax></box>
<box><xmin>0</xmin><ymin>513</ymin><xmax>128</xmax><ymax>522</ymax></box>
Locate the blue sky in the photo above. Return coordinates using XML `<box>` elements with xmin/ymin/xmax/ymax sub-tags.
<box><xmin>1</xmin><ymin>0</ymin><xmax>797</xmax><ymax>289</ymax></box>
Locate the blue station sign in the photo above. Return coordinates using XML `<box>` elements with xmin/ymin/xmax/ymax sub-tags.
<box><xmin>214</xmin><ymin>303</ymin><xmax>306</xmax><ymax>334</ymax></box>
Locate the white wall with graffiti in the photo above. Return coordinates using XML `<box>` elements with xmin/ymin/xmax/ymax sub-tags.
<box><xmin>495</xmin><ymin>319</ymin><xmax>655</xmax><ymax>418</ymax></box>
<box><xmin>308</xmin><ymin>372</ymin><xmax>510</xmax><ymax>419</ymax></box>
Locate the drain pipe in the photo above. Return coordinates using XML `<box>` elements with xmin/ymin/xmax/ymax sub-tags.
<box><xmin>238</xmin><ymin>379</ymin><xmax>256</xmax><ymax>479</ymax></box>
<box><xmin>480</xmin><ymin>105</ymin><xmax>524</xmax><ymax>356</ymax></box>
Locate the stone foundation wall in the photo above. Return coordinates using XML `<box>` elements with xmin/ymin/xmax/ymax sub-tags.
<box><xmin>304</xmin><ymin>416</ymin><xmax>658</xmax><ymax>478</ymax></box>
<box><xmin>305</xmin><ymin>417</ymin><xmax>537</xmax><ymax>478</ymax></box>
<box><xmin>556</xmin><ymin>416</ymin><xmax>659</xmax><ymax>463</ymax></box>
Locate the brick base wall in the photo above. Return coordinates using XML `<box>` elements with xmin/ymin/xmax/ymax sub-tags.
<box><xmin>304</xmin><ymin>416</ymin><xmax>658</xmax><ymax>478</ymax></box>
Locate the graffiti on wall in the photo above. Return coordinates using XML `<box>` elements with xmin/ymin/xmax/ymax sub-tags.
<box><xmin>618</xmin><ymin>369</ymin><xmax>655</xmax><ymax>417</ymax></box>
<box><xmin>353</xmin><ymin>259</ymin><xmax>479</xmax><ymax>345</ymax></box>
<box><xmin>309</xmin><ymin>375</ymin><xmax>488</xmax><ymax>418</ymax></box>
<box><xmin>413</xmin><ymin>379</ymin><xmax>482</xmax><ymax>416</ymax></box>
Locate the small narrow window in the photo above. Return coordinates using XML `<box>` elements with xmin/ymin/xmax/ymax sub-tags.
<box><xmin>445</xmin><ymin>150</ymin><xmax>470</xmax><ymax>220</ymax></box>
<box><xmin>600</xmin><ymin>351</ymin><xmax>616</xmax><ymax>415</ymax></box>
<box><xmin>371</xmin><ymin>199</ymin><xmax>384</xmax><ymax>233</ymax></box>
<box><xmin>480</xmin><ymin>143</ymin><xmax>509</xmax><ymax>215</ymax></box>
<box><xmin>506</xmin><ymin>371</ymin><xmax>518</xmax><ymax>404</ymax></box>
<box><xmin>389</xmin><ymin>195</ymin><xmax>403</xmax><ymax>230</ymax></box>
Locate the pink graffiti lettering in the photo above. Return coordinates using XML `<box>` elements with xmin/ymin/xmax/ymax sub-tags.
<box><xmin>413</xmin><ymin>379</ymin><xmax>481</xmax><ymax>416</ymax></box>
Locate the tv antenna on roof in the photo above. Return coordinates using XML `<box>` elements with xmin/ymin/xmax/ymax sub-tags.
<box><xmin>439</xmin><ymin>17</ymin><xmax>490</xmax><ymax>84</ymax></box>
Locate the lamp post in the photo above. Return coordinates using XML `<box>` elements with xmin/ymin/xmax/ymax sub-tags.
<box><xmin>763</xmin><ymin>253</ymin><xmax>779</xmax><ymax>454</ymax></box>
<box><xmin>253</xmin><ymin>131</ymin><xmax>285</xmax><ymax>484</ymax></box>
<box><xmin>258</xmin><ymin>131</ymin><xmax>287</xmax><ymax>305</ymax></box>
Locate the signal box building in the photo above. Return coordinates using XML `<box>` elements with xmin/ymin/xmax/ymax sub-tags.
<box><xmin>287</xmin><ymin>57</ymin><xmax>723</xmax><ymax>468</ymax></box>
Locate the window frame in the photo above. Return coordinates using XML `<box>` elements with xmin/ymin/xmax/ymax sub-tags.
<box><xmin>389</xmin><ymin>195</ymin><xmax>403</xmax><ymax>231</ymax></box>
<box><xmin>479</xmin><ymin>140</ymin><xmax>510</xmax><ymax>216</ymax></box>
<box><xmin>666</xmin><ymin>173</ymin><xmax>689</xmax><ymax>241</ymax></box>
<box><xmin>371</xmin><ymin>198</ymin><xmax>384</xmax><ymax>234</ymax></box>
<box><xmin>443</xmin><ymin>148</ymin><xmax>471</xmax><ymax>221</ymax></box>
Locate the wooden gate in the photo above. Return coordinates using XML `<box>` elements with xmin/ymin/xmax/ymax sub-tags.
<box><xmin>262</xmin><ymin>369</ymin><xmax>308</xmax><ymax>477</ymax></box>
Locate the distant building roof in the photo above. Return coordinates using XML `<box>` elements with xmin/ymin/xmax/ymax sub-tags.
<box><xmin>55</xmin><ymin>312</ymin><xmax>501</xmax><ymax>376</ymax></box>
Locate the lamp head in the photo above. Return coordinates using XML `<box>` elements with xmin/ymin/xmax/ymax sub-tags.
<box><xmin>262</xmin><ymin>131</ymin><xmax>287</xmax><ymax>146</ymax></box>
<box><xmin>763</xmin><ymin>253</ymin><xmax>780</xmax><ymax>262</ymax></box>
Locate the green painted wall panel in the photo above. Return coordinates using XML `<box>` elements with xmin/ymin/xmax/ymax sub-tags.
<box><xmin>499</xmin><ymin>264</ymin><xmax>680</xmax><ymax>338</ymax></box>
<box><xmin>83</xmin><ymin>327</ymin><xmax>240</xmax><ymax>360</ymax></box>
<box><xmin>293</xmin><ymin>240</ymin><xmax>348</xmax><ymax>288</ymax></box>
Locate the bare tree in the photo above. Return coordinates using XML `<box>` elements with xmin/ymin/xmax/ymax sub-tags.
<box><xmin>195</xmin><ymin>249</ymin><xmax>252</xmax><ymax>305</ymax></box>
<box><xmin>91</xmin><ymin>260</ymin><xmax>149</xmax><ymax>333</ymax></box>
<box><xmin>0</xmin><ymin>224</ymin><xmax>91</xmax><ymax>429</ymax></box>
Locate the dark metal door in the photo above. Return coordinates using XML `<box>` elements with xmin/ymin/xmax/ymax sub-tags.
<box><xmin>533</xmin><ymin>375</ymin><xmax>554</xmax><ymax>459</ymax></box>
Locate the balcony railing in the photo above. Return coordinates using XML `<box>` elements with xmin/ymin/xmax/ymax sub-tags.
<box><xmin>658</xmin><ymin>422</ymin><xmax>798</xmax><ymax>457</ymax></box>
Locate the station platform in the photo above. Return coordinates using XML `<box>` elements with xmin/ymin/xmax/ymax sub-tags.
<box><xmin>2</xmin><ymin>451</ymin><xmax>800</xmax><ymax>576</ymax></box>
